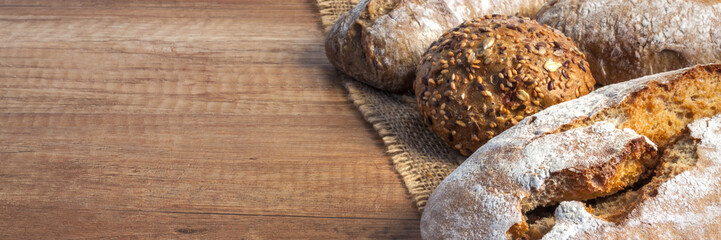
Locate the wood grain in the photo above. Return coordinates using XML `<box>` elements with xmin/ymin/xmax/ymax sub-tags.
<box><xmin>0</xmin><ymin>0</ymin><xmax>421</xmax><ymax>238</ymax></box>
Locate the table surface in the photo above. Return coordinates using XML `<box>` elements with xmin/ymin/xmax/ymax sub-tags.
<box><xmin>0</xmin><ymin>0</ymin><xmax>421</xmax><ymax>238</ymax></box>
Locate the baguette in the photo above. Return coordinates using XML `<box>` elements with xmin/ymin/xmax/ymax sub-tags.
<box><xmin>325</xmin><ymin>0</ymin><xmax>549</xmax><ymax>92</ymax></box>
<box><xmin>535</xmin><ymin>0</ymin><xmax>721</xmax><ymax>85</ymax></box>
<box><xmin>421</xmin><ymin>64</ymin><xmax>721</xmax><ymax>239</ymax></box>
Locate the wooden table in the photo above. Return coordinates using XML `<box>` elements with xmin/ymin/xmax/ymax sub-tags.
<box><xmin>0</xmin><ymin>0</ymin><xmax>421</xmax><ymax>238</ymax></box>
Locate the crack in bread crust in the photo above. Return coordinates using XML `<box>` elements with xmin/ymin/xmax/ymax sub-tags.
<box><xmin>421</xmin><ymin>65</ymin><xmax>721</xmax><ymax>240</ymax></box>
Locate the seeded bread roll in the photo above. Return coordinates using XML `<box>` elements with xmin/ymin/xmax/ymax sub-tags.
<box><xmin>420</xmin><ymin>64</ymin><xmax>721</xmax><ymax>239</ymax></box>
<box><xmin>536</xmin><ymin>0</ymin><xmax>721</xmax><ymax>85</ymax></box>
<box><xmin>325</xmin><ymin>0</ymin><xmax>550</xmax><ymax>92</ymax></box>
<box><xmin>414</xmin><ymin>15</ymin><xmax>595</xmax><ymax>156</ymax></box>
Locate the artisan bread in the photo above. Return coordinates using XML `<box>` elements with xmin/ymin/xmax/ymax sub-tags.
<box><xmin>414</xmin><ymin>15</ymin><xmax>595</xmax><ymax>156</ymax></box>
<box><xmin>325</xmin><ymin>0</ymin><xmax>550</xmax><ymax>92</ymax></box>
<box><xmin>535</xmin><ymin>0</ymin><xmax>721</xmax><ymax>85</ymax></box>
<box><xmin>421</xmin><ymin>64</ymin><xmax>721</xmax><ymax>239</ymax></box>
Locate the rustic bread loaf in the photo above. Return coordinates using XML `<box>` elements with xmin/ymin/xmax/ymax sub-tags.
<box><xmin>535</xmin><ymin>0</ymin><xmax>721</xmax><ymax>85</ymax></box>
<box><xmin>325</xmin><ymin>0</ymin><xmax>550</xmax><ymax>92</ymax></box>
<box><xmin>414</xmin><ymin>15</ymin><xmax>595</xmax><ymax>156</ymax></box>
<box><xmin>420</xmin><ymin>64</ymin><xmax>721</xmax><ymax>239</ymax></box>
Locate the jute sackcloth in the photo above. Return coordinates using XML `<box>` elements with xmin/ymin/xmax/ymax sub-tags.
<box><xmin>315</xmin><ymin>0</ymin><xmax>465</xmax><ymax>213</ymax></box>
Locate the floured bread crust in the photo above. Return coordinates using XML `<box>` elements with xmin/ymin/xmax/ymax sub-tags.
<box><xmin>536</xmin><ymin>0</ymin><xmax>721</xmax><ymax>85</ymax></box>
<box><xmin>546</xmin><ymin>115</ymin><xmax>721</xmax><ymax>239</ymax></box>
<box><xmin>420</xmin><ymin>64</ymin><xmax>721</xmax><ymax>239</ymax></box>
<box><xmin>325</xmin><ymin>0</ymin><xmax>549</xmax><ymax>92</ymax></box>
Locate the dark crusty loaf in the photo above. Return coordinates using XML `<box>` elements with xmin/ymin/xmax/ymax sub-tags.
<box><xmin>414</xmin><ymin>15</ymin><xmax>595</xmax><ymax>156</ymax></box>
<box><xmin>536</xmin><ymin>0</ymin><xmax>721</xmax><ymax>85</ymax></box>
<box><xmin>325</xmin><ymin>0</ymin><xmax>550</xmax><ymax>92</ymax></box>
<box><xmin>421</xmin><ymin>64</ymin><xmax>721</xmax><ymax>239</ymax></box>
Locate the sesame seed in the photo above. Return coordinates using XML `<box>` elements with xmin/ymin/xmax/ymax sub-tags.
<box><xmin>532</xmin><ymin>100</ymin><xmax>541</xmax><ymax>106</ymax></box>
<box><xmin>481</xmin><ymin>90</ymin><xmax>492</xmax><ymax>97</ymax></box>
<box><xmin>505</xmin><ymin>81</ymin><xmax>513</xmax><ymax>88</ymax></box>
<box><xmin>455</xmin><ymin>121</ymin><xmax>466</xmax><ymax>127</ymax></box>
<box><xmin>501</xmin><ymin>108</ymin><xmax>510</xmax><ymax>115</ymax></box>
<box><xmin>489</xmin><ymin>122</ymin><xmax>497</xmax><ymax>128</ymax></box>
<box><xmin>442</xmin><ymin>39</ymin><xmax>451</xmax><ymax>46</ymax></box>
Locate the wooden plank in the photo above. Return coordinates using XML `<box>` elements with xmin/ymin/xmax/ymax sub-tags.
<box><xmin>0</xmin><ymin>206</ymin><xmax>420</xmax><ymax>239</ymax></box>
<box><xmin>0</xmin><ymin>0</ymin><xmax>421</xmax><ymax>238</ymax></box>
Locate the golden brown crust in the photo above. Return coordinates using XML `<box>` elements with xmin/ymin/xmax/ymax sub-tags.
<box><xmin>414</xmin><ymin>15</ymin><xmax>595</xmax><ymax>156</ymax></box>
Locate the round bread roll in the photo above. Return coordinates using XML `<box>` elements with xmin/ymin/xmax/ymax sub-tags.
<box><xmin>414</xmin><ymin>15</ymin><xmax>596</xmax><ymax>156</ymax></box>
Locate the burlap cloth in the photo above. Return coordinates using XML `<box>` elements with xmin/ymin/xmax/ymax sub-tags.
<box><xmin>316</xmin><ymin>0</ymin><xmax>465</xmax><ymax>213</ymax></box>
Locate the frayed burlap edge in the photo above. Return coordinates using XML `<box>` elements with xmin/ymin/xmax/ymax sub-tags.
<box><xmin>316</xmin><ymin>0</ymin><xmax>464</xmax><ymax>213</ymax></box>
